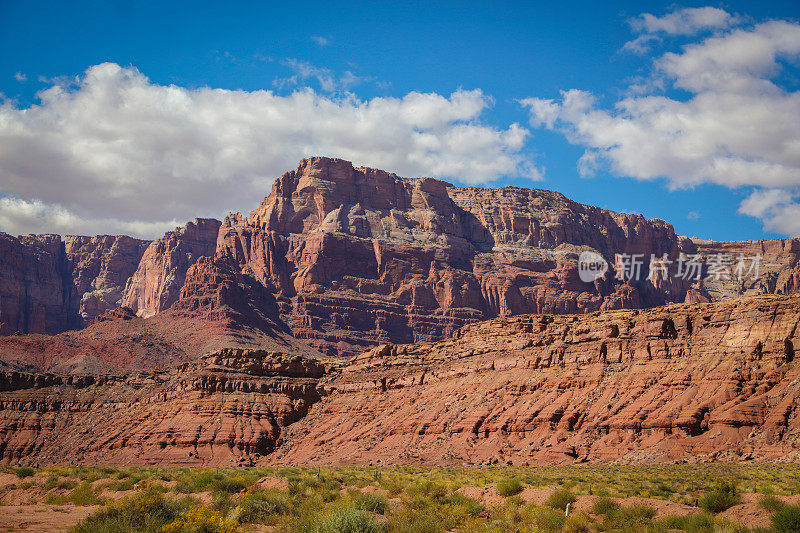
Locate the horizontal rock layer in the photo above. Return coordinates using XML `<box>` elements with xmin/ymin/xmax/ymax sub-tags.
<box><xmin>1</xmin><ymin>294</ymin><xmax>799</xmax><ymax>466</ymax></box>
<box><xmin>275</xmin><ymin>294</ymin><xmax>800</xmax><ymax>465</ymax></box>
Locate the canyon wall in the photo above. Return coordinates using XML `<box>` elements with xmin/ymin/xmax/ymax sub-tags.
<box><xmin>1</xmin><ymin>158</ymin><xmax>798</xmax><ymax>361</ymax></box>
<box><xmin>1</xmin><ymin>294</ymin><xmax>798</xmax><ymax>466</ymax></box>
<box><xmin>0</xmin><ymin>233</ymin><xmax>148</xmax><ymax>335</ymax></box>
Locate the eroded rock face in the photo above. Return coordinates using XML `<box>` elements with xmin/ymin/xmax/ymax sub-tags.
<box><xmin>690</xmin><ymin>239</ymin><xmax>800</xmax><ymax>301</ymax></box>
<box><xmin>0</xmin><ymin>349</ymin><xmax>332</xmax><ymax>466</ymax></box>
<box><xmin>275</xmin><ymin>294</ymin><xmax>800</xmax><ymax>466</ymax></box>
<box><xmin>0</xmin><ymin>256</ymin><xmax>320</xmax><ymax>374</ymax></box>
<box><xmin>122</xmin><ymin>218</ymin><xmax>221</xmax><ymax>318</ymax></box>
<box><xmin>2</xmin><ymin>294</ymin><xmax>799</xmax><ymax>466</ymax></box>
<box><xmin>64</xmin><ymin>235</ymin><xmax>150</xmax><ymax>324</ymax></box>
<box><xmin>217</xmin><ymin>157</ymin><xmax>692</xmax><ymax>356</ymax></box>
<box><xmin>0</xmin><ymin>233</ymin><xmax>148</xmax><ymax>335</ymax></box>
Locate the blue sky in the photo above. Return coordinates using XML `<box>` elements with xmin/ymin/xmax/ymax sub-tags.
<box><xmin>1</xmin><ymin>0</ymin><xmax>799</xmax><ymax>240</ymax></box>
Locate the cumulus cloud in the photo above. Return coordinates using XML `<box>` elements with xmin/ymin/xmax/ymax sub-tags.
<box><xmin>523</xmin><ymin>14</ymin><xmax>800</xmax><ymax>236</ymax></box>
<box><xmin>0</xmin><ymin>196</ymin><xmax>181</xmax><ymax>238</ymax></box>
<box><xmin>624</xmin><ymin>7</ymin><xmax>742</xmax><ymax>53</ymax></box>
<box><xmin>0</xmin><ymin>62</ymin><xmax>535</xmax><ymax>238</ymax></box>
<box><xmin>310</xmin><ymin>35</ymin><xmax>329</xmax><ymax>47</ymax></box>
<box><xmin>13</xmin><ymin>72</ymin><xmax>27</xmax><ymax>82</ymax></box>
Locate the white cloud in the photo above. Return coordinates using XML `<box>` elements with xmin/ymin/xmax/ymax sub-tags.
<box><xmin>310</xmin><ymin>35</ymin><xmax>329</xmax><ymax>47</ymax></box>
<box><xmin>13</xmin><ymin>72</ymin><xmax>27</xmax><ymax>82</ymax></box>
<box><xmin>0</xmin><ymin>196</ymin><xmax>180</xmax><ymax>238</ymax></box>
<box><xmin>274</xmin><ymin>59</ymin><xmax>363</xmax><ymax>93</ymax></box>
<box><xmin>523</xmin><ymin>16</ymin><xmax>800</xmax><ymax>236</ymax></box>
<box><xmin>632</xmin><ymin>7</ymin><xmax>740</xmax><ymax>36</ymax></box>
<box><xmin>0</xmin><ymin>63</ymin><xmax>535</xmax><ymax>238</ymax></box>
<box><xmin>624</xmin><ymin>7</ymin><xmax>742</xmax><ymax>53</ymax></box>
<box><xmin>739</xmin><ymin>189</ymin><xmax>800</xmax><ymax>235</ymax></box>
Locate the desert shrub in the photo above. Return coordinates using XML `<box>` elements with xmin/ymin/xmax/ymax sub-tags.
<box><xmin>44</xmin><ymin>475</ymin><xmax>60</xmax><ymax>490</ymax></box>
<box><xmin>616</xmin><ymin>503</ymin><xmax>656</xmax><ymax>526</ymax></box>
<box><xmin>531</xmin><ymin>506</ymin><xmax>565</xmax><ymax>533</ymax></box>
<box><xmin>211</xmin><ymin>477</ymin><xmax>247</xmax><ymax>494</ymax></box>
<box><xmin>444</xmin><ymin>493</ymin><xmax>484</xmax><ymax>518</ymax></box>
<box><xmin>161</xmin><ymin>505</ymin><xmax>238</xmax><ymax>533</ymax></box>
<box><xmin>772</xmin><ymin>504</ymin><xmax>800</xmax><ymax>533</ymax></box>
<box><xmin>407</xmin><ymin>481</ymin><xmax>448</xmax><ymax>503</ymax></box>
<box><xmin>546</xmin><ymin>489</ymin><xmax>576</xmax><ymax>511</ymax></box>
<box><xmin>760</xmin><ymin>494</ymin><xmax>785</xmax><ymax>512</ymax></box>
<box><xmin>71</xmin><ymin>488</ymin><xmax>186</xmax><ymax>533</ymax></box>
<box><xmin>315</xmin><ymin>506</ymin><xmax>382</xmax><ymax>533</ymax></box>
<box><xmin>497</xmin><ymin>478</ymin><xmax>523</xmax><ymax>497</ymax></box>
<box><xmin>238</xmin><ymin>490</ymin><xmax>294</xmax><ymax>522</ymax></box>
<box><xmin>592</xmin><ymin>497</ymin><xmax>620</xmax><ymax>516</ymax></box>
<box><xmin>386</xmin><ymin>506</ymin><xmax>447</xmax><ymax>533</ymax></box>
<box><xmin>653</xmin><ymin>513</ymin><xmax>714</xmax><ymax>532</ymax></box>
<box><xmin>46</xmin><ymin>481</ymin><xmax>104</xmax><ymax>505</ymax></box>
<box><xmin>562</xmin><ymin>512</ymin><xmax>591</xmax><ymax>533</ymax></box>
<box><xmin>15</xmin><ymin>467</ymin><xmax>35</xmax><ymax>479</ymax></box>
<box><xmin>349</xmin><ymin>491</ymin><xmax>389</xmax><ymax>514</ymax></box>
<box><xmin>110</xmin><ymin>478</ymin><xmax>137</xmax><ymax>491</ymax></box>
<box><xmin>699</xmin><ymin>482</ymin><xmax>740</xmax><ymax>514</ymax></box>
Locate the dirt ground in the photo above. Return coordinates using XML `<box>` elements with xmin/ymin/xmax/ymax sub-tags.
<box><xmin>0</xmin><ymin>504</ymin><xmax>99</xmax><ymax>532</ymax></box>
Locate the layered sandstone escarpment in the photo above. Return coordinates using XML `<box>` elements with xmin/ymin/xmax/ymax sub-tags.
<box><xmin>1</xmin><ymin>294</ymin><xmax>799</xmax><ymax>466</ymax></box>
<box><xmin>690</xmin><ymin>239</ymin><xmax>800</xmax><ymax>301</ymax></box>
<box><xmin>0</xmin><ymin>257</ymin><xmax>319</xmax><ymax>373</ymax></box>
<box><xmin>2</xmin><ymin>158</ymin><xmax>800</xmax><ymax>362</ymax></box>
<box><xmin>122</xmin><ymin>218</ymin><xmax>221</xmax><ymax>318</ymax></box>
<box><xmin>0</xmin><ymin>233</ymin><xmax>148</xmax><ymax>335</ymax></box>
<box><xmin>275</xmin><ymin>294</ymin><xmax>800</xmax><ymax>466</ymax></box>
<box><xmin>216</xmin><ymin>157</ymin><xmax>692</xmax><ymax>356</ymax></box>
<box><xmin>64</xmin><ymin>235</ymin><xmax>150</xmax><ymax>324</ymax></box>
<box><xmin>0</xmin><ymin>349</ymin><xmax>334</xmax><ymax>466</ymax></box>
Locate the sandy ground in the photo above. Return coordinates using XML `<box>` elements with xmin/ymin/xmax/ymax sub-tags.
<box><xmin>0</xmin><ymin>504</ymin><xmax>99</xmax><ymax>532</ymax></box>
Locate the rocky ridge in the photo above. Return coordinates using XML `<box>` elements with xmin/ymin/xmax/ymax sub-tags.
<box><xmin>1</xmin><ymin>157</ymin><xmax>799</xmax><ymax>366</ymax></box>
<box><xmin>1</xmin><ymin>294</ymin><xmax>799</xmax><ymax>466</ymax></box>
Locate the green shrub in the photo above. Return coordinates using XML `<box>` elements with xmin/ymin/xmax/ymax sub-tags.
<box><xmin>315</xmin><ymin>506</ymin><xmax>382</xmax><ymax>533</ymax></box>
<box><xmin>15</xmin><ymin>467</ymin><xmax>35</xmax><ymax>479</ymax></box>
<box><xmin>497</xmin><ymin>478</ymin><xmax>523</xmax><ymax>497</ymax></box>
<box><xmin>71</xmin><ymin>488</ymin><xmax>184</xmax><ymax>533</ymax></box>
<box><xmin>592</xmin><ymin>497</ymin><xmax>620</xmax><ymax>516</ymax></box>
<box><xmin>386</xmin><ymin>507</ymin><xmax>445</xmax><ymax>533</ymax></box>
<box><xmin>699</xmin><ymin>482</ymin><xmax>740</xmax><ymax>514</ymax></box>
<box><xmin>760</xmin><ymin>494</ymin><xmax>785</xmax><ymax>513</ymax></box>
<box><xmin>45</xmin><ymin>482</ymin><xmax>104</xmax><ymax>506</ymax></box>
<box><xmin>444</xmin><ymin>493</ymin><xmax>484</xmax><ymax>517</ymax></box>
<box><xmin>653</xmin><ymin>513</ymin><xmax>714</xmax><ymax>532</ymax></box>
<box><xmin>239</xmin><ymin>490</ymin><xmax>294</xmax><ymax>522</ymax></box>
<box><xmin>616</xmin><ymin>503</ymin><xmax>656</xmax><ymax>526</ymax></box>
<box><xmin>563</xmin><ymin>512</ymin><xmax>591</xmax><ymax>533</ymax></box>
<box><xmin>546</xmin><ymin>489</ymin><xmax>576</xmax><ymax>511</ymax></box>
<box><xmin>350</xmin><ymin>491</ymin><xmax>389</xmax><ymax>514</ymax></box>
<box><xmin>211</xmin><ymin>477</ymin><xmax>247</xmax><ymax>494</ymax></box>
<box><xmin>532</xmin><ymin>506</ymin><xmax>566</xmax><ymax>533</ymax></box>
<box><xmin>772</xmin><ymin>504</ymin><xmax>800</xmax><ymax>533</ymax></box>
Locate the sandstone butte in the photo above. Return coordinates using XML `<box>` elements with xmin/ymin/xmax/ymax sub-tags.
<box><xmin>0</xmin><ymin>157</ymin><xmax>799</xmax><ymax>466</ymax></box>
<box><xmin>1</xmin><ymin>157</ymin><xmax>799</xmax><ymax>370</ymax></box>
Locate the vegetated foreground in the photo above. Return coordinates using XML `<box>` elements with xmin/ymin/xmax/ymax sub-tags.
<box><xmin>1</xmin><ymin>294</ymin><xmax>799</xmax><ymax>467</ymax></box>
<box><xmin>1</xmin><ymin>464</ymin><xmax>800</xmax><ymax>532</ymax></box>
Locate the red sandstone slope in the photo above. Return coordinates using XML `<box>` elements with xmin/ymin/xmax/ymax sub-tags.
<box><xmin>0</xmin><ymin>257</ymin><xmax>319</xmax><ymax>373</ymax></box>
<box><xmin>275</xmin><ymin>294</ymin><xmax>800</xmax><ymax>465</ymax></box>
<box><xmin>0</xmin><ymin>294</ymin><xmax>798</xmax><ymax>466</ymax></box>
